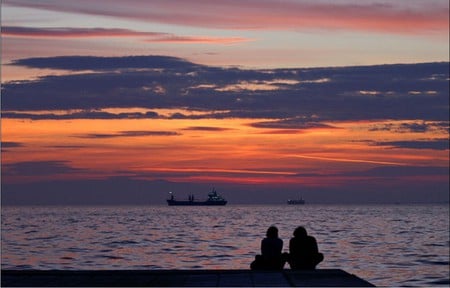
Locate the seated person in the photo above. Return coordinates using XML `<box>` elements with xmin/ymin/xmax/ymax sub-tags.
<box><xmin>251</xmin><ymin>226</ymin><xmax>287</xmax><ymax>270</ymax></box>
<box><xmin>288</xmin><ymin>226</ymin><xmax>324</xmax><ymax>270</ymax></box>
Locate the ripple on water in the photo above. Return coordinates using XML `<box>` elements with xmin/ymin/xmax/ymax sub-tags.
<box><xmin>96</xmin><ymin>255</ymin><xmax>125</xmax><ymax>260</ymax></box>
<box><xmin>105</xmin><ymin>240</ymin><xmax>139</xmax><ymax>247</ymax></box>
<box><xmin>1</xmin><ymin>204</ymin><xmax>448</xmax><ymax>287</ymax></box>
<box><xmin>417</xmin><ymin>259</ymin><xmax>450</xmax><ymax>266</ymax></box>
<box><xmin>25</xmin><ymin>235</ymin><xmax>60</xmax><ymax>241</ymax></box>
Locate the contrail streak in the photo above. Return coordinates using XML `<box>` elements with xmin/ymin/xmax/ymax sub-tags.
<box><xmin>288</xmin><ymin>154</ymin><xmax>405</xmax><ymax>166</ymax></box>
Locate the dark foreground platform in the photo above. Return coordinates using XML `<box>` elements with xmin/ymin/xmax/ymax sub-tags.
<box><xmin>1</xmin><ymin>269</ymin><xmax>375</xmax><ymax>287</ymax></box>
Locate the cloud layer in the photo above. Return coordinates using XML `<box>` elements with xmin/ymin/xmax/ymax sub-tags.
<box><xmin>3</xmin><ymin>56</ymin><xmax>449</xmax><ymax>124</ymax></box>
<box><xmin>4</xmin><ymin>0</ymin><xmax>449</xmax><ymax>35</ymax></box>
<box><xmin>3</xmin><ymin>26</ymin><xmax>251</xmax><ymax>44</ymax></box>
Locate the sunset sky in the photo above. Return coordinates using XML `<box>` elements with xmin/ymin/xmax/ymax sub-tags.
<box><xmin>1</xmin><ymin>0</ymin><xmax>449</xmax><ymax>204</ymax></box>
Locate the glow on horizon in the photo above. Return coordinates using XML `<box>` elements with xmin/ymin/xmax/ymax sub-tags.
<box><xmin>2</xmin><ymin>117</ymin><xmax>448</xmax><ymax>186</ymax></box>
<box><xmin>1</xmin><ymin>1</ymin><xmax>449</xmax><ymax>202</ymax></box>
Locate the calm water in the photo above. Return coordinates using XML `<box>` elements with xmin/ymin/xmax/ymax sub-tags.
<box><xmin>1</xmin><ymin>204</ymin><xmax>449</xmax><ymax>286</ymax></box>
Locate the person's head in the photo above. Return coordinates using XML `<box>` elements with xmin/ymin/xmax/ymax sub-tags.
<box><xmin>293</xmin><ymin>226</ymin><xmax>307</xmax><ymax>238</ymax></box>
<box><xmin>266</xmin><ymin>226</ymin><xmax>279</xmax><ymax>238</ymax></box>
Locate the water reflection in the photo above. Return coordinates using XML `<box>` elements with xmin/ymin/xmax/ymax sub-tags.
<box><xmin>2</xmin><ymin>204</ymin><xmax>449</xmax><ymax>286</ymax></box>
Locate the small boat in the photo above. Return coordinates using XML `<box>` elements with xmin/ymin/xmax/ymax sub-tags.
<box><xmin>287</xmin><ymin>196</ymin><xmax>305</xmax><ymax>205</ymax></box>
<box><xmin>167</xmin><ymin>188</ymin><xmax>227</xmax><ymax>206</ymax></box>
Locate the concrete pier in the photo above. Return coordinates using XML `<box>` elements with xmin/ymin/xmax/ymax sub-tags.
<box><xmin>1</xmin><ymin>269</ymin><xmax>375</xmax><ymax>287</ymax></box>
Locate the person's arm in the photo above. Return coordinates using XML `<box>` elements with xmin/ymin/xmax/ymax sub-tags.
<box><xmin>277</xmin><ymin>239</ymin><xmax>283</xmax><ymax>254</ymax></box>
<box><xmin>310</xmin><ymin>237</ymin><xmax>319</xmax><ymax>254</ymax></box>
<box><xmin>289</xmin><ymin>238</ymin><xmax>295</xmax><ymax>254</ymax></box>
<box><xmin>261</xmin><ymin>239</ymin><xmax>267</xmax><ymax>255</ymax></box>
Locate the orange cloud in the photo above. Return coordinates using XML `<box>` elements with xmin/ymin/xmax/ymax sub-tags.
<box><xmin>5</xmin><ymin>1</ymin><xmax>448</xmax><ymax>35</ymax></box>
<box><xmin>146</xmin><ymin>35</ymin><xmax>252</xmax><ymax>45</ymax></box>
<box><xmin>2</xmin><ymin>26</ymin><xmax>253</xmax><ymax>45</ymax></box>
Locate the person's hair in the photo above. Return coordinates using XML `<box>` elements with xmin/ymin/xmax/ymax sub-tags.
<box><xmin>293</xmin><ymin>226</ymin><xmax>307</xmax><ymax>238</ymax></box>
<box><xmin>266</xmin><ymin>226</ymin><xmax>278</xmax><ymax>238</ymax></box>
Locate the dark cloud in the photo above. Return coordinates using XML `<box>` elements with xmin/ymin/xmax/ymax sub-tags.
<box><xmin>369</xmin><ymin>121</ymin><xmax>449</xmax><ymax>133</ymax></box>
<box><xmin>9</xmin><ymin>55</ymin><xmax>201</xmax><ymax>71</ymax></box>
<box><xmin>257</xmin><ymin>129</ymin><xmax>306</xmax><ymax>135</ymax></box>
<box><xmin>250</xmin><ymin>117</ymin><xmax>338</xmax><ymax>130</ymax></box>
<box><xmin>342</xmin><ymin>165</ymin><xmax>449</xmax><ymax>177</ymax></box>
<box><xmin>75</xmin><ymin>130</ymin><xmax>181</xmax><ymax>139</ymax></box>
<box><xmin>2</xmin><ymin>161</ymin><xmax>84</xmax><ymax>176</ymax></box>
<box><xmin>373</xmin><ymin>139</ymin><xmax>449</xmax><ymax>150</ymax></box>
<box><xmin>2</xmin><ymin>110</ymin><xmax>159</xmax><ymax>120</ymax></box>
<box><xmin>2</xmin><ymin>26</ymin><xmax>168</xmax><ymax>38</ymax></box>
<box><xmin>47</xmin><ymin>145</ymin><xmax>87</xmax><ymax>149</ymax></box>
<box><xmin>1</xmin><ymin>141</ymin><xmax>24</xmax><ymax>152</ymax></box>
<box><xmin>182</xmin><ymin>126</ymin><xmax>232</xmax><ymax>131</ymax></box>
<box><xmin>2</xmin><ymin>56</ymin><xmax>449</xmax><ymax>123</ymax></box>
<box><xmin>1</xmin><ymin>141</ymin><xmax>24</xmax><ymax>148</ymax></box>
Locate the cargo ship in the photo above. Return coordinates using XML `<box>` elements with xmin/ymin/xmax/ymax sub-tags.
<box><xmin>167</xmin><ymin>189</ymin><xmax>227</xmax><ymax>206</ymax></box>
<box><xmin>287</xmin><ymin>196</ymin><xmax>305</xmax><ymax>205</ymax></box>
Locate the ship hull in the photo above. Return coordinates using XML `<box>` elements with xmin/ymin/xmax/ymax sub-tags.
<box><xmin>167</xmin><ymin>200</ymin><xmax>227</xmax><ymax>206</ymax></box>
<box><xmin>287</xmin><ymin>200</ymin><xmax>305</xmax><ymax>205</ymax></box>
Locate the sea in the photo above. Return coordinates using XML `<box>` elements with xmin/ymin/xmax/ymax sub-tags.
<box><xmin>1</xmin><ymin>204</ymin><xmax>449</xmax><ymax>287</ymax></box>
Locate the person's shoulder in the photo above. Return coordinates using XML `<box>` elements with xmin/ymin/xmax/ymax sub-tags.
<box><xmin>307</xmin><ymin>235</ymin><xmax>317</xmax><ymax>242</ymax></box>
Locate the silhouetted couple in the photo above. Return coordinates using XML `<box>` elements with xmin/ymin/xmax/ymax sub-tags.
<box><xmin>250</xmin><ymin>226</ymin><xmax>324</xmax><ymax>270</ymax></box>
